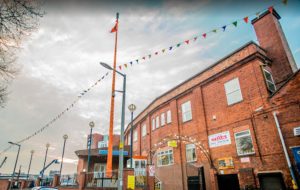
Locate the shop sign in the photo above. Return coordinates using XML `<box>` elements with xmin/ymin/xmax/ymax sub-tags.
<box><xmin>218</xmin><ymin>157</ymin><xmax>234</xmax><ymax>169</ymax></box>
<box><xmin>127</xmin><ymin>175</ymin><xmax>135</xmax><ymax>190</ymax></box>
<box><xmin>240</xmin><ymin>157</ymin><xmax>250</xmax><ymax>163</ymax></box>
<box><xmin>209</xmin><ymin>131</ymin><xmax>231</xmax><ymax>148</ymax></box>
<box><xmin>167</xmin><ymin>140</ymin><xmax>177</xmax><ymax>147</ymax></box>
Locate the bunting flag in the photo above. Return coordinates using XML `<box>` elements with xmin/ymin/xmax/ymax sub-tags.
<box><xmin>124</xmin><ymin>64</ymin><xmax>127</xmax><ymax>68</ymax></box>
<box><xmin>119</xmin><ymin>65</ymin><xmax>122</xmax><ymax>70</ymax></box>
<box><xmin>185</xmin><ymin>40</ymin><xmax>189</xmax><ymax>44</ymax></box>
<box><xmin>232</xmin><ymin>21</ymin><xmax>238</xmax><ymax>27</ymax></box>
<box><xmin>177</xmin><ymin>43</ymin><xmax>181</xmax><ymax>47</ymax></box>
<box><xmin>169</xmin><ymin>46</ymin><xmax>173</xmax><ymax>50</ymax></box>
<box><xmin>243</xmin><ymin>16</ymin><xmax>249</xmax><ymax>23</ymax></box>
<box><xmin>194</xmin><ymin>37</ymin><xmax>197</xmax><ymax>41</ymax></box>
<box><xmin>212</xmin><ymin>29</ymin><xmax>217</xmax><ymax>33</ymax></box>
<box><xmin>222</xmin><ymin>25</ymin><xmax>227</xmax><ymax>31</ymax></box>
<box><xmin>162</xmin><ymin>49</ymin><xmax>166</xmax><ymax>53</ymax></box>
<box><xmin>148</xmin><ymin>55</ymin><xmax>151</xmax><ymax>58</ymax></box>
<box><xmin>282</xmin><ymin>0</ymin><xmax>288</xmax><ymax>5</ymax></box>
<box><xmin>202</xmin><ymin>33</ymin><xmax>207</xmax><ymax>38</ymax></box>
<box><xmin>130</xmin><ymin>61</ymin><xmax>133</xmax><ymax>65</ymax></box>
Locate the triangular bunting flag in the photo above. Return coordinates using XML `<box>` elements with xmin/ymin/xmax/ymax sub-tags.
<box><xmin>142</xmin><ymin>57</ymin><xmax>146</xmax><ymax>60</ymax></box>
<box><xmin>169</xmin><ymin>46</ymin><xmax>173</xmax><ymax>50</ymax></box>
<box><xmin>124</xmin><ymin>64</ymin><xmax>127</xmax><ymax>68</ymax></box>
<box><xmin>155</xmin><ymin>52</ymin><xmax>158</xmax><ymax>55</ymax></box>
<box><xmin>194</xmin><ymin>37</ymin><xmax>197</xmax><ymax>41</ymax></box>
<box><xmin>136</xmin><ymin>59</ymin><xmax>139</xmax><ymax>63</ymax></box>
<box><xmin>232</xmin><ymin>21</ymin><xmax>238</xmax><ymax>27</ymax></box>
<box><xmin>177</xmin><ymin>43</ymin><xmax>181</xmax><ymax>47</ymax></box>
<box><xmin>110</xmin><ymin>21</ymin><xmax>118</xmax><ymax>33</ymax></box>
<box><xmin>185</xmin><ymin>40</ymin><xmax>189</xmax><ymax>44</ymax></box>
<box><xmin>212</xmin><ymin>29</ymin><xmax>217</xmax><ymax>33</ymax></box>
<box><xmin>268</xmin><ymin>6</ymin><xmax>273</xmax><ymax>14</ymax></box>
<box><xmin>243</xmin><ymin>16</ymin><xmax>249</xmax><ymax>23</ymax></box>
<box><xmin>148</xmin><ymin>54</ymin><xmax>151</xmax><ymax>58</ymax></box>
<box><xmin>119</xmin><ymin>65</ymin><xmax>122</xmax><ymax>70</ymax></box>
<box><xmin>162</xmin><ymin>49</ymin><xmax>165</xmax><ymax>53</ymax></box>
<box><xmin>130</xmin><ymin>61</ymin><xmax>133</xmax><ymax>65</ymax></box>
<box><xmin>222</xmin><ymin>25</ymin><xmax>226</xmax><ymax>31</ymax></box>
<box><xmin>202</xmin><ymin>33</ymin><xmax>207</xmax><ymax>38</ymax></box>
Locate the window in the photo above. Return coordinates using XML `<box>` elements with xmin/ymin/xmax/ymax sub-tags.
<box><xmin>127</xmin><ymin>135</ymin><xmax>131</xmax><ymax>145</ymax></box>
<box><xmin>186</xmin><ymin>144</ymin><xmax>197</xmax><ymax>162</ymax></box>
<box><xmin>152</xmin><ymin>118</ymin><xmax>155</xmax><ymax>131</ymax></box>
<box><xmin>167</xmin><ymin>110</ymin><xmax>172</xmax><ymax>124</ymax></box>
<box><xmin>157</xmin><ymin>149</ymin><xmax>174</xmax><ymax>166</ymax></box>
<box><xmin>161</xmin><ymin>113</ymin><xmax>165</xmax><ymax>126</ymax></box>
<box><xmin>224</xmin><ymin>78</ymin><xmax>243</xmax><ymax>105</ymax></box>
<box><xmin>142</xmin><ymin>124</ymin><xmax>147</xmax><ymax>137</ymax></box>
<box><xmin>234</xmin><ymin>130</ymin><xmax>255</xmax><ymax>156</ymax></box>
<box><xmin>263</xmin><ymin>69</ymin><xmax>276</xmax><ymax>93</ymax></box>
<box><xmin>133</xmin><ymin>130</ymin><xmax>138</xmax><ymax>142</ymax></box>
<box><xmin>181</xmin><ymin>101</ymin><xmax>192</xmax><ymax>122</ymax></box>
<box><xmin>156</xmin><ymin>116</ymin><xmax>160</xmax><ymax>128</ymax></box>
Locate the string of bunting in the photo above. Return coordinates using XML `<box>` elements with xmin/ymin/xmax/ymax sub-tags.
<box><xmin>0</xmin><ymin>1</ymin><xmax>288</xmax><ymax>156</ymax></box>
<box><xmin>0</xmin><ymin>71</ymin><xmax>110</xmax><ymax>156</ymax></box>
<box><xmin>116</xmin><ymin>3</ymin><xmax>286</xmax><ymax>71</ymax></box>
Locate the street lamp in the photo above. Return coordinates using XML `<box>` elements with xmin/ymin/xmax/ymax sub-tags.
<box><xmin>27</xmin><ymin>150</ymin><xmax>34</xmax><ymax>180</ymax></box>
<box><xmin>59</xmin><ymin>134</ymin><xmax>68</xmax><ymax>177</ymax></box>
<box><xmin>8</xmin><ymin>141</ymin><xmax>21</xmax><ymax>190</ymax></box>
<box><xmin>87</xmin><ymin>121</ymin><xmax>94</xmax><ymax>173</ymax></box>
<box><xmin>128</xmin><ymin>104</ymin><xmax>136</xmax><ymax>168</ymax></box>
<box><xmin>41</xmin><ymin>143</ymin><xmax>50</xmax><ymax>180</ymax></box>
<box><xmin>100</xmin><ymin>62</ymin><xmax>126</xmax><ymax>190</ymax></box>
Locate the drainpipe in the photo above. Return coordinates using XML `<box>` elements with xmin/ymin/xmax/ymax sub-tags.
<box><xmin>272</xmin><ymin>111</ymin><xmax>298</xmax><ymax>189</ymax></box>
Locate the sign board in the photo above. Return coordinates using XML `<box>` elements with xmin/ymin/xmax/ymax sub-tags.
<box><xmin>149</xmin><ymin>165</ymin><xmax>155</xmax><ymax>176</ymax></box>
<box><xmin>167</xmin><ymin>140</ymin><xmax>177</xmax><ymax>148</ymax></box>
<box><xmin>218</xmin><ymin>157</ymin><xmax>234</xmax><ymax>169</ymax></box>
<box><xmin>127</xmin><ymin>175</ymin><xmax>135</xmax><ymax>190</ymax></box>
<box><xmin>240</xmin><ymin>157</ymin><xmax>250</xmax><ymax>163</ymax></box>
<box><xmin>99</xmin><ymin>150</ymin><xmax>128</xmax><ymax>156</ymax></box>
<box><xmin>209</xmin><ymin>131</ymin><xmax>231</xmax><ymax>148</ymax></box>
<box><xmin>294</xmin><ymin>127</ymin><xmax>300</xmax><ymax>136</ymax></box>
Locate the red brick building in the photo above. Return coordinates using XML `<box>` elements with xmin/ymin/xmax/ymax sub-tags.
<box><xmin>124</xmin><ymin>9</ymin><xmax>300</xmax><ymax>190</ymax></box>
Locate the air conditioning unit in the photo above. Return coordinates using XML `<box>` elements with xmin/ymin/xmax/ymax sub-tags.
<box><xmin>294</xmin><ymin>127</ymin><xmax>300</xmax><ymax>136</ymax></box>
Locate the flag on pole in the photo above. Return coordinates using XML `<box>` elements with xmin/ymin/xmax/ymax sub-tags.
<box><xmin>110</xmin><ymin>21</ymin><xmax>118</xmax><ymax>33</ymax></box>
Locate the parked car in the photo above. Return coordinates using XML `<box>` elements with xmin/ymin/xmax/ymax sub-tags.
<box><xmin>32</xmin><ymin>186</ymin><xmax>58</xmax><ymax>190</ymax></box>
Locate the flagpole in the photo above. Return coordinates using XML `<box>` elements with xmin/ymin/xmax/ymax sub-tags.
<box><xmin>106</xmin><ymin>12</ymin><xmax>119</xmax><ymax>178</ymax></box>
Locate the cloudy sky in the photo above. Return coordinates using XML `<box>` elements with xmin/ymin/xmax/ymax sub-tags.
<box><xmin>1</xmin><ymin>0</ymin><xmax>300</xmax><ymax>175</ymax></box>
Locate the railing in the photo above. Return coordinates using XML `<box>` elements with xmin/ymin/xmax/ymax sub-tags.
<box><xmin>60</xmin><ymin>174</ymin><xmax>78</xmax><ymax>187</ymax></box>
<box><xmin>85</xmin><ymin>172</ymin><xmax>118</xmax><ymax>188</ymax></box>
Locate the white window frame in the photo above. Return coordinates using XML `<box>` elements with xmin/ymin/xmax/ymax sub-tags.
<box><xmin>127</xmin><ymin>135</ymin><xmax>131</xmax><ymax>145</ymax></box>
<box><xmin>142</xmin><ymin>124</ymin><xmax>147</xmax><ymax>137</ymax></box>
<box><xmin>186</xmin><ymin>144</ymin><xmax>197</xmax><ymax>162</ymax></box>
<box><xmin>157</xmin><ymin>149</ymin><xmax>174</xmax><ymax>167</ymax></box>
<box><xmin>234</xmin><ymin>129</ymin><xmax>255</xmax><ymax>156</ymax></box>
<box><xmin>152</xmin><ymin>118</ymin><xmax>155</xmax><ymax>131</ymax></box>
<box><xmin>224</xmin><ymin>77</ymin><xmax>243</xmax><ymax>105</ymax></box>
<box><xmin>263</xmin><ymin>69</ymin><xmax>276</xmax><ymax>93</ymax></box>
<box><xmin>161</xmin><ymin>113</ymin><xmax>166</xmax><ymax>126</ymax></box>
<box><xmin>156</xmin><ymin>116</ymin><xmax>160</xmax><ymax>128</ymax></box>
<box><xmin>133</xmin><ymin>130</ymin><xmax>138</xmax><ymax>142</ymax></box>
<box><xmin>167</xmin><ymin>110</ymin><xmax>172</xmax><ymax>124</ymax></box>
<box><xmin>181</xmin><ymin>101</ymin><xmax>192</xmax><ymax>122</ymax></box>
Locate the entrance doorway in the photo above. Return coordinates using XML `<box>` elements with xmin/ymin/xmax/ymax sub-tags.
<box><xmin>187</xmin><ymin>167</ymin><xmax>206</xmax><ymax>190</ymax></box>
<box><xmin>217</xmin><ymin>174</ymin><xmax>240</xmax><ymax>190</ymax></box>
<box><xmin>258</xmin><ymin>173</ymin><xmax>286</xmax><ymax>190</ymax></box>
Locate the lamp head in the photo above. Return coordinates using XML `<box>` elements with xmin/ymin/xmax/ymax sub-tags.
<box><xmin>46</xmin><ymin>143</ymin><xmax>50</xmax><ymax>148</ymax></box>
<box><xmin>100</xmin><ymin>62</ymin><xmax>113</xmax><ymax>70</ymax></box>
<box><xmin>89</xmin><ymin>121</ymin><xmax>95</xmax><ymax>128</ymax></box>
<box><xmin>128</xmin><ymin>104</ymin><xmax>137</xmax><ymax>112</ymax></box>
<box><xmin>30</xmin><ymin>150</ymin><xmax>34</xmax><ymax>154</ymax></box>
<box><xmin>63</xmin><ymin>134</ymin><xmax>68</xmax><ymax>140</ymax></box>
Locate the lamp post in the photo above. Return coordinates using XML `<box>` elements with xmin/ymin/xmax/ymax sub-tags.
<box><xmin>59</xmin><ymin>134</ymin><xmax>68</xmax><ymax>177</ymax></box>
<box><xmin>100</xmin><ymin>62</ymin><xmax>126</xmax><ymax>190</ymax></box>
<box><xmin>41</xmin><ymin>143</ymin><xmax>50</xmax><ymax>180</ymax></box>
<box><xmin>128</xmin><ymin>104</ymin><xmax>136</xmax><ymax>168</ymax></box>
<box><xmin>87</xmin><ymin>121</ymin><xmax>94</xmax><ymax>173</ymax></box>
<box><xmin>27</xmin><ymin>150</ymin><xmax>34</xmax><ymax>180</ymax></box>
<box><xmin>8</xmin><ymin>141</ymin><xmax>21</xmax><ymax>190</ymax></box>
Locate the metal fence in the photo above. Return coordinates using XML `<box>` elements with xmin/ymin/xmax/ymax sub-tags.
<box><xmin>60</xmin><ymin>174</ymin><xmax>78</xmax><ymax>186</ymax></box>
<box><xmin>85</xmin><ymin>172</ymin><xmax>118</xmax><ymax>188</ymax></box>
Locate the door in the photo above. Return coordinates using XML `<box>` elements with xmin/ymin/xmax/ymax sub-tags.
<box><xmin>187</xmin><ymin>167</ymin><xmax>206</xmax><ymax>190</ymax></box>
<box><xmin>217</xmin><ymin>174</ymin><xmax>240</xmax><ymax>190</ymax></box>
<box><xmin>258</xmin><ymin>173</ymin><xmax>286</xmax><ymax>190</ymax></box>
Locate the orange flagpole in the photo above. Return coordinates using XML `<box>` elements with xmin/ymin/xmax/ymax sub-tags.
<box><xmin>106</xmin><ymin>12</ymin><xmax>119</xmax><ymax>177</ymax></box>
